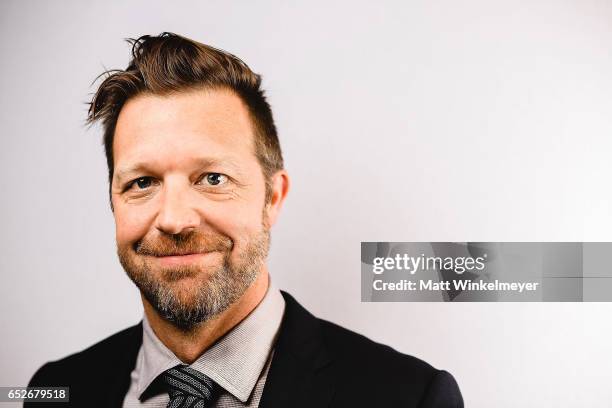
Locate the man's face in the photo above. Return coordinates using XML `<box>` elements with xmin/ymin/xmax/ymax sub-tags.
<box><xmin>111</xmin><ymin>88</ymin><xmax>271</xmax><ymax>330</ymax></box>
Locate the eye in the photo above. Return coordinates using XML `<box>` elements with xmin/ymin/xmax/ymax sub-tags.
<box><xmin>200</xmin><ymin>173</ymin><xmax>228</xmax><ymax>186</ymax></box>
<box><xmin>129</xmin><ymin>176</ymin><xmax>154</xmax><ymax>190</ymax></box>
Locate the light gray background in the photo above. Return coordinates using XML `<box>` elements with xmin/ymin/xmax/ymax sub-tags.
<box><xmin>1</xmin><ymin>1</ymin><xmax>611</xmax><ymax>407</ymax></box>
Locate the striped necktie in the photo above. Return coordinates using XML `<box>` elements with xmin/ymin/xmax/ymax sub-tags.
<box><xmin>162</xmin><ymin>364</ymin><xmax>219</xmax><ymax>408</ymax></box>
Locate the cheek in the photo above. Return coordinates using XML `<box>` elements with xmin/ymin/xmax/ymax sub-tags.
<box><xmin>209</xmin><ymin>201</ymin><xmax>264</xmax><ymax>247</ymax></box>
<box><xmin>114</xmin><ymin>204</ymin><xmax>154</xmax><ymax>245</ymax></box>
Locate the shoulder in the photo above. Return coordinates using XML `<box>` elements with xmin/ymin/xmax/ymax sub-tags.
<box><xmin>28</xmin><ymin>323</ymin><xmax>142</xmax><ymax>387</ymax></box>
<box><xmin>320</xmin><ymin>318</ymin><xmax>463</xmax><ymax>406</ymax></box>
<box><xmin>279</xmin><ymin>291</ymin><xmax>463</xmax><ymax>407</ymax></box>
<box><xmin>318</xmin><ymin>317</ymin><xmax>437</xmax><ymax>379</ymax></box>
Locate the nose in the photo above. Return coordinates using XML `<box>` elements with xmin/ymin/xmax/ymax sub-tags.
<box><xmin>154</xmin><ymin>181</ymin><xmax>201</xmax><ymax>235</ymax></box>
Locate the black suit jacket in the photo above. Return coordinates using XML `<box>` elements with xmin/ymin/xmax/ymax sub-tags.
<box><xmin>28</xmin><ymin>291</ymin><xmax>463</xmax><ymax>407</ymax></box>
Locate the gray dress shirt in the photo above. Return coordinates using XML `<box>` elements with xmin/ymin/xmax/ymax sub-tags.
<box><xmin>122</xmin><ymin>283</ymin><xmax>285</xmax><ymax>407</ymax></box>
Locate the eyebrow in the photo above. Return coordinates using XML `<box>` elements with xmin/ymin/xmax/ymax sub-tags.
<box><xmin>114</xmin><ymin>157</ymin><xmax>244</xmax><ymax>184</ymax></box>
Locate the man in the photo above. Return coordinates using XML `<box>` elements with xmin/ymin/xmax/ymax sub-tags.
<box><xmin>28</xmin><ymin>33</ymin><xmax>463</xmax><ymax>408</ymax></box>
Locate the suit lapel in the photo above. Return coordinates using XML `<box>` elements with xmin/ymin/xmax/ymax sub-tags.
<box><xmin>103</xmin><ymin>322</ymin><xmax>143</xmax><ymax>407</ymax></box>
<box><xmin>259</xmin><ymin>291</ymin><xmax>336</xmax><ymax>408</ymax></box>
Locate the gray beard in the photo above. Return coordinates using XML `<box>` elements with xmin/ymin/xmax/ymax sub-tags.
<box><xmin>118</xmin><ymin>229</ymin><xmax>269</xmax><ymax>331</ymax></box>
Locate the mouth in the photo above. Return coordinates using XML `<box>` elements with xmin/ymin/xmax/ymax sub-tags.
<box><xmin>150</xmin><ymin>251</ymin><xmax>220</xmax><ymax>267</ymax></box>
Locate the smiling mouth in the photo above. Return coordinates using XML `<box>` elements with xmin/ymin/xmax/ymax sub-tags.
<box><xmin>155</xmin><ymin>251</ymin><xmax>211</xmax><ymax>257</ymax></box>
<box><xmin>152</xmin><ymin>251</ymin><xmax>220</xmax><ymax>267</ymax></box>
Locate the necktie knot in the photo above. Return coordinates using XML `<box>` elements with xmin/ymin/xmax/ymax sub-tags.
<box><xmin>162</xmin><ymin>365</ymin><xmax>218</xmax><ymax>408</ymax></box>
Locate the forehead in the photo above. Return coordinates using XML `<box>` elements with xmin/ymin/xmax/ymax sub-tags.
<box><xmin>113</xmin><ymin>88</ymin><xmax>256</xmax><ymax>172</ymax></box>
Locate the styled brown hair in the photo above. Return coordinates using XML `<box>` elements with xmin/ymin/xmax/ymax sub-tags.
<box><xmin>87</xmin><ymin>32</ymin><xmax>283</xmax><ymax>205</ymax></box>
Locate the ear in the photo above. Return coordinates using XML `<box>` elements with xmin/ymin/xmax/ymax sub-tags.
<box><xmin>265</xmin><ymin>170</ymin><xmax>290</xmax><ymax>228</ymax></box>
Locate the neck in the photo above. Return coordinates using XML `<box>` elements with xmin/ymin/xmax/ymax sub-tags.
<box><xmin>142</xmin><ymin>268</ymin><xmax>270</xmax><ymax>364</ymax></box>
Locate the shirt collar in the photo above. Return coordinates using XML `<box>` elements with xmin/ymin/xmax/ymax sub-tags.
<box><xmin>137</xmin><ymin>280</ymin><xmax>285</xmax><ymax>403</ymax></box>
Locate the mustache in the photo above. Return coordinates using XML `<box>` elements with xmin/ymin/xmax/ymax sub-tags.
<box><xmin>135</xmin><ymin>231</ymin><xmax>233</xmax><ymax>257</ymax></box>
